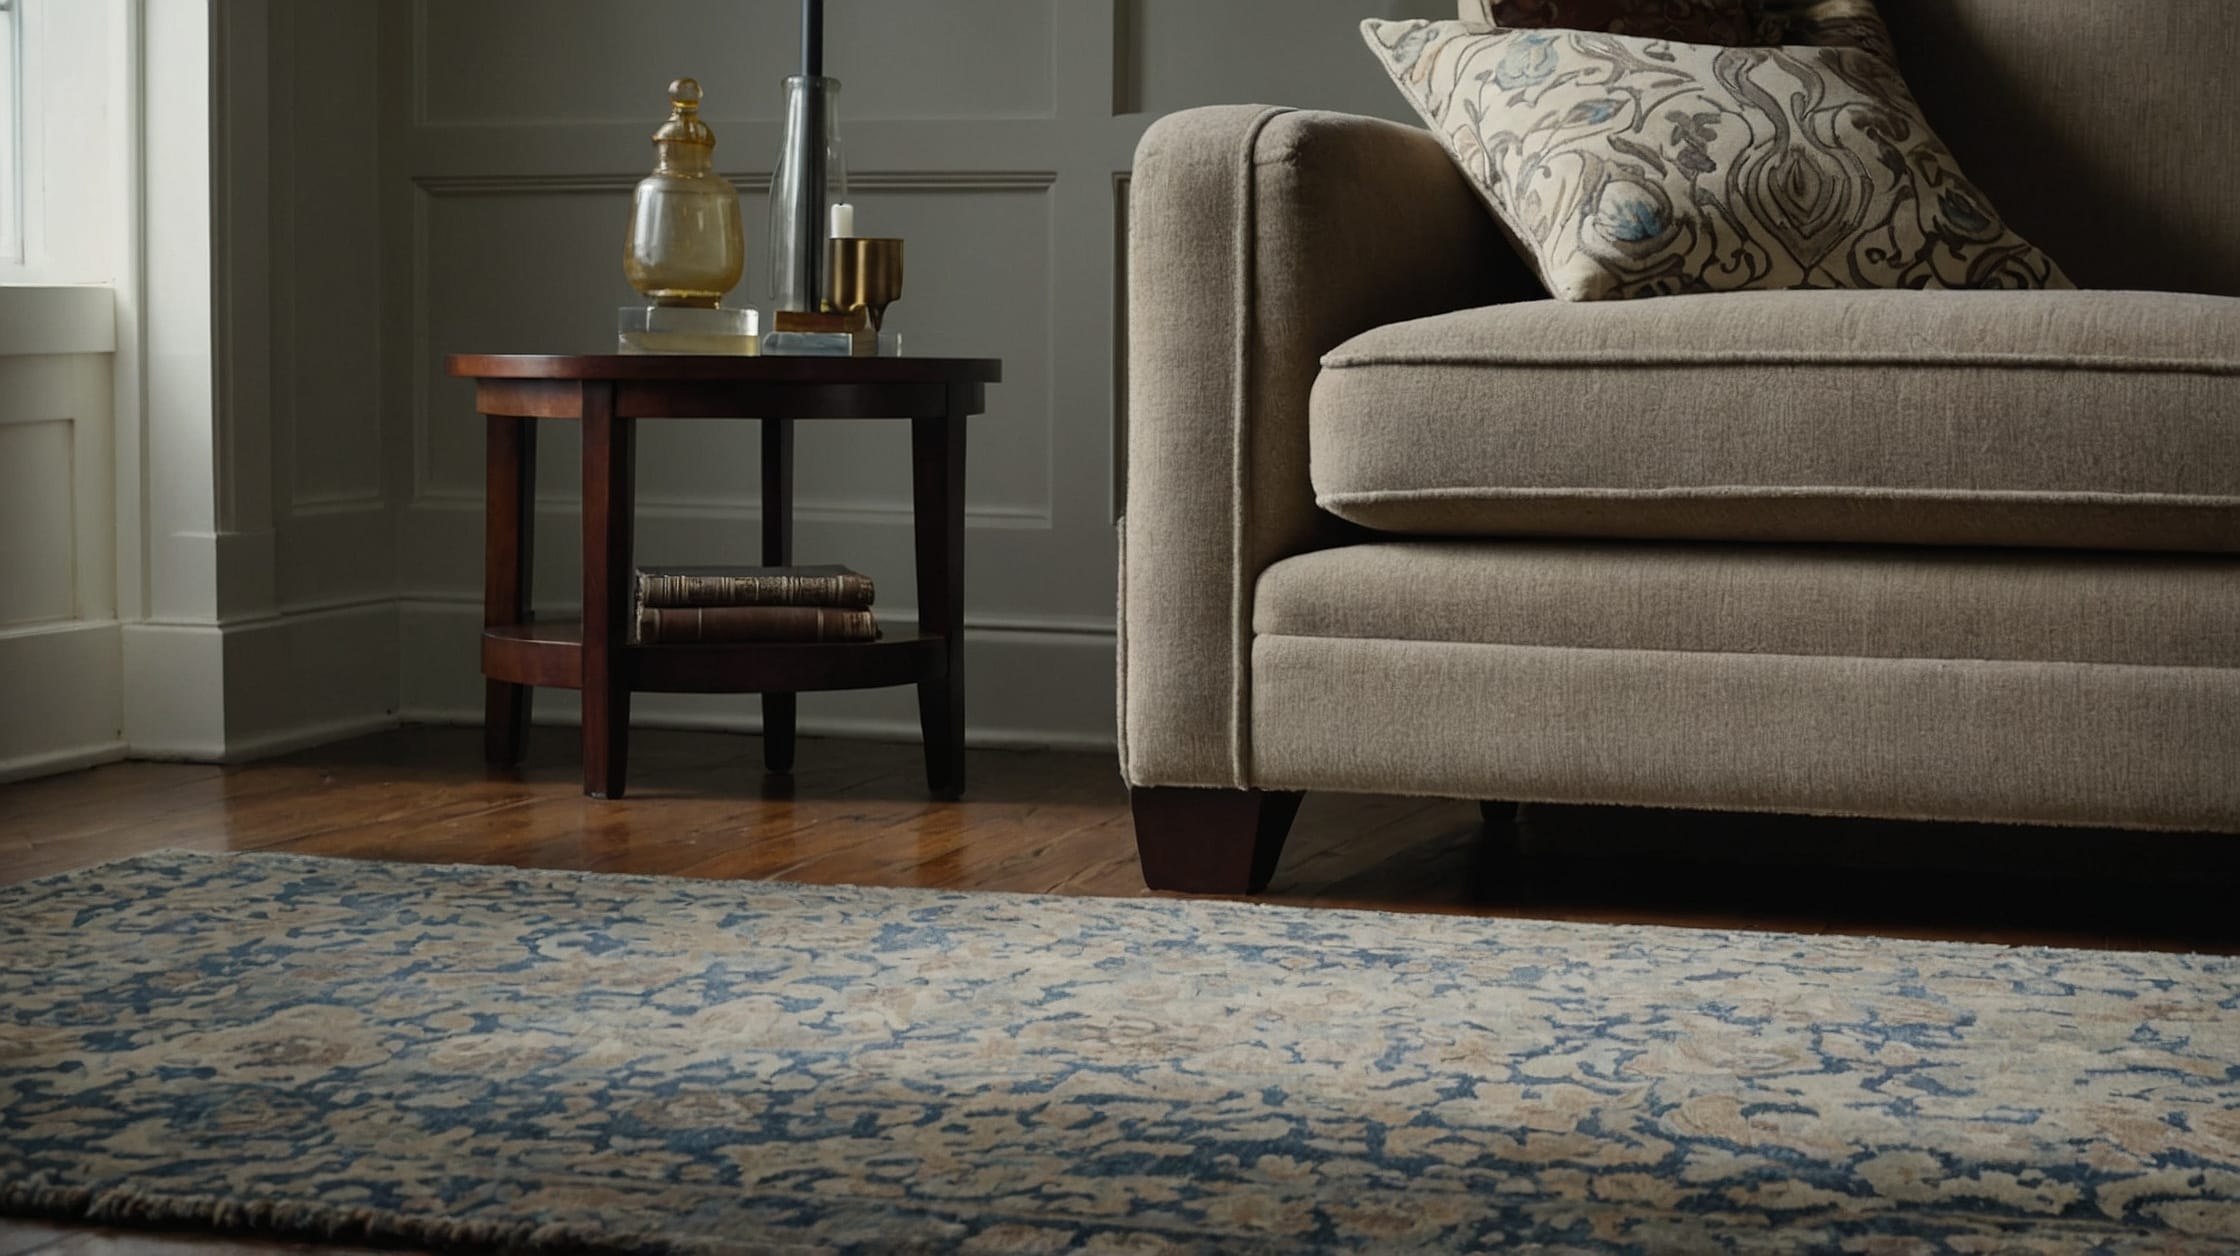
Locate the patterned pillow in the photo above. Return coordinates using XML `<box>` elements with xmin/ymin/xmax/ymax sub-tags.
<box><xmin>1460</xmin><ymin>0</ymin><xmax>1896</xmax><ymax>62</ymax></box>
<box><xmin>1364</xmin><ymin>20</ymin><xmax>2069</xmax><ymax>301</ymax></box>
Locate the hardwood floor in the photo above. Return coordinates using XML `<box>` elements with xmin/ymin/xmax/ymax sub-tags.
<box><xmin>3</xmin><ymin>725</ymin><xmax>2236</xmax><ymax>1254</ymax></box>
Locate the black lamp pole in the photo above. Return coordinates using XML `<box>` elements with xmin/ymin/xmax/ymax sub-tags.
<box><xmin>795</xmin><ymin>0</ymin><xmax>828</xmax><ymax>308</ymax></box>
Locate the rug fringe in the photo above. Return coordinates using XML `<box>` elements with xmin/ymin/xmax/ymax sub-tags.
<box><xmin>0</xmin><ymin>1175</ymin><xmax>705</xmax><ymax>1254</ymax></box>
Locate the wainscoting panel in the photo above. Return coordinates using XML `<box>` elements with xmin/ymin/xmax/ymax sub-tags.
<box><xmin>417</xmin><ymin>0</ymin><xmax>1056</xmax><ymax>128</ymax></box>
<box><xmin>0</xmin><ymin>351</ymin><xmax>114</xmax><ymax>629</ymax></box>
<box><xmin>396</xmin><ymin>597</ymin><xmax>1115</xmax><ymax>751</ymax></box>
<box><xmin>272</xmin><ymin>0</ymin><xmax>392</xmax><ymax>611</ymax></box>
<box><xmin>414</xmin><ymin>180</ymin><xmax>1055</xmax><ymax>525</ymax></box>
<box><xmin>373</xmin><ymin>0</ymin><xmax>1445</xmax><ymax>750</ymax></box>
<box><xmin>0</xmin><ymin>420</ymin><xmax>77</xmax><ymax>629</ymax></box>
<box><xmin>0</xmin><ymin>340</ymin><xmax>121</xmax><ymax>779</ymax></box>
<box><xmin>0</xmin><ymin>623</ymin><xmax>123</xmax><ymax>782</ymax></box>
<box><xmin>1122</xmin><ymin>0</ymin><xmax>1445</xmax><ymax>118</ymax></box>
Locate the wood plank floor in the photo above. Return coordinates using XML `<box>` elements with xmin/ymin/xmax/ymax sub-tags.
<box><xmin>3</xmin><ymin>725</ymin><xmax>2236</xmax><ymax>1254</ymax></box>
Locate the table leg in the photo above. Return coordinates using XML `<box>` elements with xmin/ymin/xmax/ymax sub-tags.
<box><xmin>581</xmin><ymin>382</ymin><xmax>634</xmax><ymax>799</ymax></box>
<box><xmin>483</xmin><ymin>414</ymin><xmax>537</xmax><ymax>766</ymax></box>
<box><xmin>761</xmin><ymin>417</ymin><xmax>797</xmax><ymax>774</ymax></box>
<box><xmin>912</xmin><ymin>406</ymin><xmax>967</xmax><ymax>799</ymax></box>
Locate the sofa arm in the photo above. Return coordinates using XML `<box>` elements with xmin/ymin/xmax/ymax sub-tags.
<box><xmin>1119</xmin><ymin>105</ymin><xmax>1531</xmax><ymax>789</ymax></box>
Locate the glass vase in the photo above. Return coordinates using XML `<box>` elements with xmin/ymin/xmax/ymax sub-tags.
<box><xmin>768</xmin><ymin>75</ymin><xmax>848</xmax><ymax>312</ymax></box>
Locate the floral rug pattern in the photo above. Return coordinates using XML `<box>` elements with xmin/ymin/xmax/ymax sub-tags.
<box><xmin>2</xmin><ymin>851</ymin><xmax>2236</xmax><ymax>1253</ymax></box>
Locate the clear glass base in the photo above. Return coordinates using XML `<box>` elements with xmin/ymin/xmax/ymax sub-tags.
<box><xmin>761</xmin><ymin>329</ymin><xmax>904</xmax><ymax>358</ymax></box>
<box><xmin>617</xmin><ymin>305</ymin><xmax>760</xmax><ymax>355</ymax></box>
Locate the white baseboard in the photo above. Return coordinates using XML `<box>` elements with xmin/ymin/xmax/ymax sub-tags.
<box><xmin>398</xmin><ymin>596</ymin><xmax>1118</xmax><ymax>751</ymax></box>
<box><xmin>397</xmin><ymin>702</ymin><xmax>1115</xmax><ymax>752</ymax></box>
<box><xmin>0</xmin><ymin>739</ymin><xmax>130</xmax><ymax>785</ymax></box>
<box><xmin>121</xmin><ymin>620</ymin><xmax>229</xmax><ymax>758</ymax></box>
<box><xmin>0</xmin><ymin>620</ymin><xmax>125</xmax><ymax>778</ymax></box>
<box><xmin>122</xmin><ymin>601</ymin><xmax>400</xmax><ymax>763</ymax></box>
<box><xmin>1</xmin><ymin>595</ymin><xmax>1114</xmax><ymax>783</ymax></box>
<box><xmin>135</xmin><ymin>712</ymin><xmax>404</xmax><ymax>765</ymax></box>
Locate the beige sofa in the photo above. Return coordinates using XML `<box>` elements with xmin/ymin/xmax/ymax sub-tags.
<box><xmin>1117</xmin><ymin>0</ymin><xmax>2240</xmax><ymax>893</ymax></box>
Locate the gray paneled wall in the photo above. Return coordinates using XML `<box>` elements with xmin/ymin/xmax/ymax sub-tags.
<box><xmin>340</xmin><ymin>0</ymin><xmax>1447</xmax><ymax>747</ymax></box>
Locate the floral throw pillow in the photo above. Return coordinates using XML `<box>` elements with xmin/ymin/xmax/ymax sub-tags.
<box><xmin>1364</xmin><ymin>20</ymin><xmax>2068</xmax><ymax>301</ymax></box>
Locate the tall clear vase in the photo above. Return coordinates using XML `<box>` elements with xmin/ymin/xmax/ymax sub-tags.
<box><xmin>768</xmin><ymin>75</ymin><xmax>847</xmax><ymax>312</ymax></box>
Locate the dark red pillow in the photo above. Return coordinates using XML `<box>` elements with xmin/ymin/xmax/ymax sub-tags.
<box><xmin>1761</xmin><ymin>0</ymin><xmax>1896</xmax><ymax>62</ymax></box>
<box><xmin>1471</xmin><ymin>0</ymin><xmax>1766</xmax><ymax>46</ymax></box>
<box><xmin>1464</xmin><ymin>0</ymin><xmax>1894</xmax><ymax>61</ymax></box>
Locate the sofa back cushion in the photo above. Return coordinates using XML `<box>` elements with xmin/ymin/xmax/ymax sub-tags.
<box><xmin>1877</xmin><ymin>0</ymin><xmax>2240</xmax><ymax>295</ymax></box>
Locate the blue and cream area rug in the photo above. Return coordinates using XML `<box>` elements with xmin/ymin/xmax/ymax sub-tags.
<box><xmin>1</xmin><ymin>852</ymin><xmax>2236</xmax><ymax>1254</ymax></box>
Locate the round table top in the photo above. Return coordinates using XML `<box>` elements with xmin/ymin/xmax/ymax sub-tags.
<box><xmin>446</xmin><ymin>353</ymin><xmax>1002</xmax><ymax>384</ymax></box>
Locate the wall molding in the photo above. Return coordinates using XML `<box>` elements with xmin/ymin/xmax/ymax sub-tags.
<box><xmin>217</xmin><ymin>711</ymin><xmax>402</xmax><ymax>765</ymax></box>
<box><xmin>408</xmin><ymin>184</ymin><xmax>435</xmax><ymax>513</ymax></box>
<box><xmin>95</xmin><ymin>593</ymin><xmax>1114</xmax><ymax>762</ymax></box>
<box><xmin>0</xmin><ymin>417</ymin><xmax>79</xmax><ymax>628</ymax></box>
<box><xmin>0</xmin><ymin>740</ymin><xmax>131</xmax><ymax>785</ymax></box>
<box><xmin>211</xmin><ymin>0</ymin><xmax>276</xmax><ymax>549</ymax></box>
<box><xmin>395</xmin><ymin>591</ymin><xmax>1115</xmax><ymax>640</ymax></box>
<box><xmin>406</xmin><ymin>169</ymin><xmax>1060</xmax><ymax>505</ymax></box>
<box><xmin>397</xmin><ymin>702</ymin><xmax>1113</xmax><ymax>754</ymax></box>
<box><xmin>287</xmin><ymin>495</ymin><xmax>392</xmax><ymax>516</ymax></box>
<box><xmin>0</xmin><ymin>619</ymin><xmax>123</xmax><ymax>781</ymax></box>
<box><xmin>397</xmin><ymin>597</ymin><xmax>1115</xmax><ymax>752</ymax></box>
<box><xmin>407</xmin><ymin>0</ymin><xmax>1065</xmax><ymax>131</ymax></box>
<box><xmin>122</xmin><ymin>601</ymin><xmax>399</xmax><ymax>762</ymax></box>
<box><xmin>411</xmin><ymin>170</ymin><xmax>1059</xmax><ymax>197</ymax></box>
<box><xmin>0</xmin><ymin>287</ymin><xmax>117</xmax><ymax>356</ymax></box>
<box><xmin>405</xmin><ymin>492</ymin><xmax>1051</xmax><ymax>531</ymax></box>
<box><xmin>357</xmin><ymin>5</ymin><xmax>1135</xmax><ymax>765</ymax></box>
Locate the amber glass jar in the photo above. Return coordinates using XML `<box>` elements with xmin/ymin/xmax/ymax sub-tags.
<box><xmin>624</xmin><ymin>79</ymin><xmax>745</xmax><ymax>307</ymax></box>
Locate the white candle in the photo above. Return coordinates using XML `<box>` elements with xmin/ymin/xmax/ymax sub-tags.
<box><xmin>829</xmin><ymin>202</ymin><xmax>855</xmax><ymax>239</ymax></box>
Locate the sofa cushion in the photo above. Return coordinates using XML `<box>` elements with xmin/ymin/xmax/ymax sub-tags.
<box><xmin>1256</xmin><ymin>542</ymin><xmax>2240</xmax><ymax>668</ymax></box>
<box><xmin>1310</xmin><ymin>289</ymin><xmax>2240</xmax><ymax>552</ymax></box>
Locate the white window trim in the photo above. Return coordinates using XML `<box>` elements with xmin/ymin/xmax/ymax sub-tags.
<box><xmin>0</xmin><ymin>0</ymin><xmax>22</xmax><ymax>263</ymax></box>
<box><xmin>2</xmin><ymin>0</ymin><xmax>122</xmax><ymax>285</ymax></box>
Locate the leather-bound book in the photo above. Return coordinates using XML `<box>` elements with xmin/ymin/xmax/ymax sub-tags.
<box><xmin>635</xmin><ymin>605</ymin><xmax>880</xmax><ymax>644</ymax></box>
<box><xmin>634</xmin><ymin>564</ymin><xmax>874</xmax><ymax>610</ymax></box>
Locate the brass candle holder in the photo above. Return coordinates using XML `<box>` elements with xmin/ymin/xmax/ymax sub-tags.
<box><xmin>766</xmin><ymin>237</ymin><xmax>902</xmax><ymax>354</ymax></box>
<box><xmin>826</xmin><ymin>237</ymin><xmax>904</xmax><ymax>332</ymax></box>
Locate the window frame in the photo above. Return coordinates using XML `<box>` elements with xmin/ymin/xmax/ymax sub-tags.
<box><xmin>0</xmin><ymin>0</ymin><xmax>122</xmax><ymax>285</ymax></box>
<box><xmin>0</xmin><ymin>0</ymin><xmax>22</xmax><ymax>264</ymax></box>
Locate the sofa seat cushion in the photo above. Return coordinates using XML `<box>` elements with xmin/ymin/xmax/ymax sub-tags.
<box><xmin>1310</xmin><ymin>289</ymin><xmax>2240</xmax><ymax>551</ymax></box>
<box><xmin>1255</xmin><ymin>542</ymin><xmax>2240</xmax><ymax>668</ymax></box>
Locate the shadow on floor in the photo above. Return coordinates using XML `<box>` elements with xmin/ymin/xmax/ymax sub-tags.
<box><xmin>1448</xmin><ymin>802</ymin><xmax>2240</xmax><ymax>953</ymax></box>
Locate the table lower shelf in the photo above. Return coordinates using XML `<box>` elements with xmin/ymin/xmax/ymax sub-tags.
<box><xmin>483</xmin><ymin>618</ymin><xmax>945</xmax><ymax>693</ymax></box>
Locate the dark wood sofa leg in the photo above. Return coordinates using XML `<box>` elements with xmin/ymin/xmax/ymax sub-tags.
<box><xmin>1478</xmin><ymin>800</ymin><xmax>1528</xmax><ymax>875</ymax></box>
<box><xmin>1130</xmin><ymin>787</ymin><xmax>1304</xmax><ymax>894</ymax></box>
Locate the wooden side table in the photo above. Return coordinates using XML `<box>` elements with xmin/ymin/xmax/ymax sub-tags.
<box><xmin>443</xmin><ymin>353</ymin><xmax>1002</xmax><ymax>801</ymax></box>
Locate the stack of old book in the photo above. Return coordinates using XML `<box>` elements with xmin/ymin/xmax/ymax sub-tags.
<box><xmin>632</xmin><ymin>564</ymin><xmax>879</xmax><ymax>644</ymax></box>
